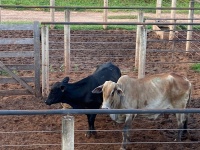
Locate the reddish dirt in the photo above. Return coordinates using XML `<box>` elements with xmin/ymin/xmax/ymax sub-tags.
<box><xmin>0</xmin><ymin>30</ymin><xmax>200</xmax><ymax>150</ymax></box>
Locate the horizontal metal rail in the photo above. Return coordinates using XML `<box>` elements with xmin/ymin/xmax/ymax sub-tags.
<box><xmin>41</xmin><ymin>22</ymin><xmax>200</xmax><ymax>25</ymax></box>
<box><xmin>1</xmin><ymin>144</ymin><xmax>60</xmax><ymax>147</ymax></box>
<box><xmin>49</xmin><ymin>41</ymin><xmax>135</xmax><ymax>44</ymax></box>
<box><xmin>0</xmin><ymin>109</ymin><xmax>199</xmax><ymax>115</ymax></box>
<box><xmin>0</xmin><ymin>5</ymin><xmax>200</xmax><ymax>10</ymax></box>
<box><xmin>75</xmin><ymin>141</ymin><xmax>200</xmax><ymax>144</ymax></box>
<box><xmin>1</xmin><ymin>128</ymin><xmax>200</xmax><ymax>134</ymax></box>
<box><xmin>146</xmin><ymin>18</ymin><xmax>200</xmax><ymax>20</ymax></box>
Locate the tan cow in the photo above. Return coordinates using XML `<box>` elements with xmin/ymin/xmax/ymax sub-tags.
<box><xmin>92</xmin><ymin>72</ymin><xmax>191</xmax><ymax>150</ymax></box>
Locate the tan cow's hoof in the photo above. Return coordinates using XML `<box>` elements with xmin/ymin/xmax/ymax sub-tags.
<box><xmin>61</xmin><ymin>103</ymin><xmax>72</xmax><ymax>109</ymax></box>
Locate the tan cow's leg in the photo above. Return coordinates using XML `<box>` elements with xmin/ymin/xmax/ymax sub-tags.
<box><xmin>120</xmin><ymin>114</ymin><xmax>133</xmax><ymax>150</ymax></box>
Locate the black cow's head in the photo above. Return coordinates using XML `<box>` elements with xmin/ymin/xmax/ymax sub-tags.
<box><xmin>45</xmin><ymin>77</ymin><xmax>69</xmax><ymax>105</ymax></box>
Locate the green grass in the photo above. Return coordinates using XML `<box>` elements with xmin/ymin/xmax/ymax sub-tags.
<box><xmin>0</xmin><ymin>70</ymin><xmax>9</xmax><ymax>76</ymax></box>
<box><xmin>1</xmin><ymin>0</ymin><xmax>198</xmax><ymax>30</ymax></box>
<box><xmin>1</xmin><ymin>21</ymin><xmax>33</xmax><ymax>24</ymax></box>
<box><xmin>55</xmin><ymin>25</ymin><xmax>136</xmax><ymax>30</ymax></box>
<box><xmin>191</xmin><ymin>63</ymin><xmax>200</xmax><ymax>72</ymax></box>
<box><xmin>1</xmin><ymin>0</ymin><xmax>195</xmax><ymax>13</ymax></box>
<box><xmin>177</xmin><ymin>25</ymin><xmax>200</xmax><ymax>30</ymax></box>
<box><xmin>54</xmin><ymin>24</ymin><xmax>153</xmax><ymax>30</ymax></box>
<box><xmin>0</xmin><ymin>21</ymin><xmax>147</xmax><ymax>30</ymax></box>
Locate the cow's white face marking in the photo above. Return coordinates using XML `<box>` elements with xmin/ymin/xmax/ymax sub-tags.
<box><xmin>101</xmin><ymin>81</ymin><xmax>117</xmax><ymax>109</ymax></box>
<box><xmin>101</xmin><ymin>100</ymin><xmax>111</xmax><ymax>109</ymax></box>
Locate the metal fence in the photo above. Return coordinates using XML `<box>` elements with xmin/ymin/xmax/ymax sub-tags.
<box><xmin>0</xmin><ymin>2</ymin><xmax>200</xmax><ymax>150</ymax></box>
<box><xmin>0</xmin><ymin>109</ymin><xmax>200</xmax><ymax>150</ymax></box>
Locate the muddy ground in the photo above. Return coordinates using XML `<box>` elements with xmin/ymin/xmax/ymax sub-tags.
<box><xmin>0</xmin><ymin>30</ymin><xmax>200</xmax><ymax>150</ymax></box>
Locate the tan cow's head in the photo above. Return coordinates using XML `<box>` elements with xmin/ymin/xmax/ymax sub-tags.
<box><xmin>92</xmin><ymin>81</ymin><xmax>124</xmax><ymax>109</ymax></box>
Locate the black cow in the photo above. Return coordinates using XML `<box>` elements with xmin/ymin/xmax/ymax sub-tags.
<box><xmin>45</xmin><ymin>62</ymin><xmax>121</xmax><ymax>138</ymax></box>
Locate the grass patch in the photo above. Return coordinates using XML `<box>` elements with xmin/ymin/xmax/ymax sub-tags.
<box><xmin>0</xmin><ymin>70</ymin><xmax>9</xmax><ymax>76</ymax></box>
<box><xmin>1</xmin><ymin>21</ymin><xmax>153</xmax><ymax>30</ymax></box>
<box><xmin>1</xmin><ymin>0</ymin><xmax>194</xmax><ymax>13</ymax></box>
<box><xmin>177</xmin><ymin>25</ymin><xmax>200</xmax><ymax>30</ymax></box>
<box><xmin>191</xmin><ymin>63</ymin><xmax>200</xmax><ymax>72</ymax></box>
<box><xmin>55</xmin><ymin>24</ymin><xmax>137</xmax><ymax>30</ymax></box>
<box><xmin>55</xmin><ymin>24</ymin><xmax>153</xmax><ymax>30</ymax></box>
<box><xmin>1</xmin><ymin>21</ymin><xmax>33</xmax><ymax>24</ymax></box>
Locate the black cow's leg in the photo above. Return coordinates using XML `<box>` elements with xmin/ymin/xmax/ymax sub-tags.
<box><xmin>176</xmin><ymin>113</ymin><xmax>188</xmax><ymax>141</ymax></box>
<box><xmin>176</xmin><ymin>113</ymin><xmax>183</xmax><ymax>141</ymax></box>
<box><xmin>85</xmin><ymin>114</ymin><xmax>97</xmax><ymax>138</ymax></box>
<box><xmin>182</xmin><ymin>114</ymin><xmax>191</xmax><ymax>139</ymax></box>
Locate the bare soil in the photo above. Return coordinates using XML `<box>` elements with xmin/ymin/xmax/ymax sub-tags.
<box><xmin>0</xmin><ymin>28</ymin><xmax>200</xmax><ymax>150</ymax></box>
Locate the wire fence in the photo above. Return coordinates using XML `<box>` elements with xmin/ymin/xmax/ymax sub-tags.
<box><xmin>0</xmin><ymin>109</ymin><xmax>200</xmax><ymax>149</ymax></box>
<box><xmin>0</xmin><ymin>1</ymin><xmax>200</xmax><ymax>149</ymax></box>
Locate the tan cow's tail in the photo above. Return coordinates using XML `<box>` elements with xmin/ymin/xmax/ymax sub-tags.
<box><xmin>187</xmin><ymin>83</ymin><xmax>192</xmax><ymax>108</ymax></box>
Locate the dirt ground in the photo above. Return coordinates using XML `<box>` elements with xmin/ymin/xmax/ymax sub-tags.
<box><xmin>0</xmin><ymin>9</ymin><xmax>200</xmax><ymax>150</ymax></box>
<box><xmin>0</xmin><ymin>29</ymin><xmax>200</xmax><ymax>150</ymax></box>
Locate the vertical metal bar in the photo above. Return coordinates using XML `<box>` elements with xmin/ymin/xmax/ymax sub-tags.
<box><xmin>135</xmin><ymin>11</ymin><xmax>143</xmax><ymax>70</ymax></box>
<box><xmin>62</xmin><ymin>115</ymin><xmax>74</xmax><ymax>150</ymax></box>
<box><xmin>64</xmin><ymin>9</ymin><xmax>70</xmax><ymax>74</ymax></box>
<box><xmin>45</xmin><ymin>26</ymin><xmax>49</xmax><ymax>96</ymax></box>
<box><xmin>41</xmin><ymin>26</ymin><xmax>46</xmax><ymax>97</ymax></box>
<box><xmin>50</xmin><ymin>0</ymin><xmax>55</xmax><ymax>29</ymax></box>
<box><xmin>33</xmin><ymin>21</ymin><xmax>41</xmax><ymax>97</ymax></box>
<box><xmin>138</xmin><ymin>25</ymin><xmax>147</xmax><ymax>79</ymax></box>
<box><xmin>41</xmin><ymin>25</ymin><xmax>49</xmax><ymax>97</ymax></box>
<box><xmin>186</xmin><ymin>0</ymin><xmax>194</xmax><ymax>51</ymax></box>
<box><xmin>156</xmin><ymin>0</ymin><xmax>162</xmax><ymax>19</ymax></box>
<box><xmin>0</xmin><ymin>0</ymin><xmax>1</xmax><ymax>23</ymax></box>
<box><xmin>153</xmin><ymin>0</ymin><xmax>162</xmax><ymax>32</ymax></box>
<box><xmin>169</xmin><ymin>0</ymin><xmax>176</xmax><ymax>40</ymax></box>
<box><xmin>103</xmin><ymin>0</ymin><xmax>108</xmax><ymax>29</ymax></box>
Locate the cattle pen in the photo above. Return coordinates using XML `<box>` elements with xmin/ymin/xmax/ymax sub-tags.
<box><xmin>0</xmin><ymin>0</ymin><xmax>200</xmax><ymax>149</ymax></box>
<box><xmin>0</xmin><ymin>108</ymin><xmax>200</xmax><ymax>150</ymax></box>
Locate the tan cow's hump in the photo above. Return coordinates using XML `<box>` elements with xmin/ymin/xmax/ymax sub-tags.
<box><xmin>169</xmin><ymin>72</ymin><xmax>191</xmax><ymax>92</ymax></box>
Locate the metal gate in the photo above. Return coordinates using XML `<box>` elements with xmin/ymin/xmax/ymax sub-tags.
<box><xmin>0</xmin><ymin>21</ymin><xmax>41</xmax><ymax>97</ymax></box>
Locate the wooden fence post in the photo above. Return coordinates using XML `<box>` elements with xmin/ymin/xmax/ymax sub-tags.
<box><xmin>62</xmin><ymin>115</ymin><xmax>74</xmax><ymax>150</ymax></box>
<box><xmin>33</xmin><ymin>21</ymin><xmax>41</xmax><ymax>97</ymax></box>
<box><xmin>0</xmin><ymin>0</ymin><xmax>1</xmax><ymax>23</ymax></box>
<box><xmin>103</xmin><ymin>0</ymin><xmax>108</xmax><ymax>29</ymax></box>
<box><xmin>156</xmin><ymin>0</ymin><xmax>162</xmax><ymax>19</ymax></box>
<box><xmin>138</xmin><ymin>25</ymin><xmax>147</xmax><ymax>79</ymax></box>
<box><xmin>135</xmin><ymin>11</ymin><xmax>144</xmax><ymax>70</ymax></box>
<box><xmin>64</xmin><ymin>10</ymin><xmax>70</xmax><ymax>74</ymax></box>
<box><xmin>50</xmin><ymin>0</ymin><xmax>55</xmax><ymax>29</ymax></box>
<box><xmin>169</xmin><ymin>0</ymin><xmax>177</xmax><ymax>40</ymax></box>
<box><xmin>41</xmin><ymin>25</ymin><xmax>49</xmax><ymax>97</ymax></box>
<box><xmin>186</xmin><ymin>0</ymin><xmax>194</xmax><ymax>51</ymax></box>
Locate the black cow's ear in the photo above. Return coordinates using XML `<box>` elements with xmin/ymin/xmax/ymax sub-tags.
<box><xmin>92</xmin><ymin>85</ymin><xmax>103</xmax><ymax>94</ymax></box>
<box><xmin>62</xmin><ymin>77</ymin><xmax>69</xmax><ymax>84</ymax></box>
<box><xmin>60</xmin><ymin>85</ymin><xmax>65</xmax><ymax>92</ymax></box>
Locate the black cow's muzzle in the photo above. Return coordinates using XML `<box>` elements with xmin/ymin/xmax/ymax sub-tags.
<box><xmin>44</xmin><ymin>100</ymin><xmax>51</xmax><ymax>105</ymax></box>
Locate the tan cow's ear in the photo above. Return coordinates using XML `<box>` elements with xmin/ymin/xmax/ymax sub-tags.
<box><xmin>116</xmin><ymin>84</ymin><xmax>124</xmax><ymax>96</ymax></box>
<box><xmin>92</xmin><ymin>85</ymin><xmax>103</xmax><ymax>93</ymax></box>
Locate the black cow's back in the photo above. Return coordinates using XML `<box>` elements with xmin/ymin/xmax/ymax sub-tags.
<box><xmin>93</xmin><ymin>62</ymin><xmax>121</xmax><ymax>85</ymax></box>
